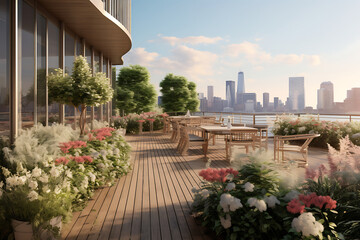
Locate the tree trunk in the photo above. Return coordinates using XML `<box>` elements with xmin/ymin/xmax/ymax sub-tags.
<box><xmin>78</xmin><ymin>105</ymin><xmax>87</xmax><ymax>136</ymax></box>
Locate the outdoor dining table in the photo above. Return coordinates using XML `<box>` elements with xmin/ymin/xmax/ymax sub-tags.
<box><xmin>199</xmin><ymin>125</ymin><xmax>258</xmax><ymax>160</ymax></box>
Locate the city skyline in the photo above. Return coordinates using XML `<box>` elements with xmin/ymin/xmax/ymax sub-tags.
<box><xmin>122</xmin><ymin>0</ymin><xmax>360</xmax><ymax>108</ymax></box>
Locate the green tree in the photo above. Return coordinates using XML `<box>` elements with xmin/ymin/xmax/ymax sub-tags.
<box><xmin>48</xmin><ymin>56</ymin><xmax>113</xmax><ymax>135</ymax></box>
<box><xmin>116</xmin><ymin>65</ymin><xmax>157</xmax><ymax>114</ymax></box>
<box><xmin>160</xmin><ymin>74</ymin><xmax>199</xmax><ymax>112</ymax></box>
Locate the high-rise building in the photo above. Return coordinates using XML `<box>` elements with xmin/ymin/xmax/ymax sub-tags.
<box><xmin>207</xmin><ymin>86</ymin><xmax>214</xmax><ymax>108</ymax></box>
<box><xmin>263</xmin><ymin>92</ymin><xmax>269</xmax><ymax>111</ymax></box>
<box><xmin>317</xmin><ymin>82</ymin><xmax>334</xmax><ymax>110</ymax></box>
<box><xmin>274</xmin><ymin>97</ymin><xmax>279</xmax><ymax>110</ymax></box>
<box><xmin>226</xmin><ymin>81</ymin><xmax>236</xmax><ymax>108</ymax></box>
<box><xmin>199</xmin><ymin>98</ymin><xmax>208</xmax><ymax>112</ymax></box>
<box><xmin>237</xmin><ymin>72</ymin><xmax>245</xmax><ymax>95</ymax></box>
<box><xmin>198</xmin><ymin>93</ymin><xmax>205</xmax><ymax>99</ymax></box>
<box><xmin>289</xmin><ymin>77</ymin><xmax>305</xmax><ymax>111</ymax></box>
<box><xmin>344</xmin><ymin>88</ymin><xmax>360</xmax><ymax>112</ymax></box>
<box><xmin>158</xmin><ymin>96</ymin><xmax>162</xmax><ymax>106</ymax></box>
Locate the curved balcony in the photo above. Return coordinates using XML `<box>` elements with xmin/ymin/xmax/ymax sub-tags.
<box><xmin>37</xmin><ymin>0</ymin><xmax>132</xmax><ymax>65</ymax></box>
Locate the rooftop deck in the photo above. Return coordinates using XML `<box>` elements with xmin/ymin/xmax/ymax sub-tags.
<box><xmin>61</xmin><ymin>132</ymin><xmax>328</xmax><ymax>240</ymax></box>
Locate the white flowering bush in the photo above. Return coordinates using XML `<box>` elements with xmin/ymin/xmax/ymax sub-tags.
<box><xmin>191</xmin><ymin>158</ymin><xmax>341</xmax><ymax>240</ymax></box>
<box><xmin>0</xmin><ymin>123</ymin><xmax>131</xmax><ymax>237</ymax></box>
<box><xmin>272</xmin><ymin>116</ymin><xmax>360</xmax><ymax>149</ymax></box>
<box><xmin>0</xmin><ymin>162</ymin><xmax>73</xmax><ymax>237</ymax></box>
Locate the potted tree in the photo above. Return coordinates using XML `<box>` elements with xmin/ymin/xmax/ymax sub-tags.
<box><xmin>48</xmin><ymin>56</ymin><xmax>113</xmax><ymax>135</ymax></box>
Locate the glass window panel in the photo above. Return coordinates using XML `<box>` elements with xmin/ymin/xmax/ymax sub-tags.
<box><xmin>94</xmin><ymin>51</ymin><xmax>100</xmax><ymax>73</ymax></box>
<box><xmin>65</xmin><ymin>32</ymin><xmax>75</xmax><ymax>75</ymax></box>
<box><xmin>103</xmin><ymin>57</ymin><xmax>107</xmax><ymax>75</ymax></box>
<box><xmin>65</xmin><ymin>32</ymin><xmax>75</xmax><ymax>125</ymax></box>
<box><xmin>76</xmin><ymin>39</ymin><xmax>83</xmax><ymax>57</ymax></box>
<box><xmin>37</xmin><ymin>13</ymin><xmax>46</xmax><ymax>125</ymax></box>
<box><xmin>0</xmin><ymin>0</ymin><xmax>10</xmax><ymax>138</ymax></box>
<box><xmin>19</xmin><ymin>0</ymin><xmax>35</xmax><ymax>129</ymax></box>
<box><xmin>85</xmin><ymin>46</ymin><xmax>92</xmax><ymax>67</ymax></box>
<box><xmin>48</xmin><ymin>20</ymin><xmax>60</xmax><ymax>124</ymax></box>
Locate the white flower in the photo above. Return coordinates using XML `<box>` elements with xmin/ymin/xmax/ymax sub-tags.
<box><xmin>17</xmin><ymin>176</ymin><xmax>27</xmax><ymax>186</ymax></box>
<box><xmin>113</xmin><ymin>148</ymin><xmax>120</xmax><ymax>156</ymax></box>
<box><xmin>42</xmin><ymin>185</ymin><xmax>50</xmax><ymax>193</ymax></box>
<box><xmin>200</xmin><ymin>189</ymin><xmax>211</xmax><ymax>198</ymax></box>
<box><xmin>54</xmin><ymin>187</ymin><xmax>61</xmax><ymax>194</ymax></box>
<box><xmin>247</xmin><ymin>198</ymin><xmax>267</xmax><ymax>212</ymax></box>
<box><xmin>220</xmin><ymin>193</ymin><xmax>243</xmax><ymax>212</ymax></box>
<box><xmin>50</xmin><ymin>167</ymin><xmax>60</xmax><ymax>178</ymax></box>
<box><xmin>65</xmin><ymin>170</ymin><xmax>73</xmax><ymax>179</ymax></box>
<box><xmin>264</xmin><ymin>195</ymin><xmax>280</xmax><ymax>208</ymax></box>
<box><xmin>39</xmin><ymin>175</ymin><xmax>49</xmax><ymax>183</ymax></box>
<box><xmin>298</xmin><ymin>126</ymin><xmax>306</xmax><ymax>133</ymax></box>
<box><xmin>100</xmin><ymin>150</ymin><xmax>107</xmax><ymax>157</ymax></box>
<box><xmin>28</xmin><ymin>180</ymin><xmax>38</xmax><ymax>190</ymax></box>
<box><xmin>73</xmin><ymin>187</ymin><xmax>79</xmax><ymax>193</ymax></box>
<box><xmin>292</xmin><ymin>212</ymin><xmax>324</xmax><ymax>237</ymax></box>
<box><xmin>243</xmin><ymin>182</ymin><xmax>255</xmax><ymax>192</ymax></box>
<box><xmin>1</xmin><ymin>167</ymin><xmax>10</xmax><ymax>177</ymax></box>
<box><xmin>225</xmin><ymin>182</ymin><xmax>236</xmax><ymax>191</ymax></box>
<box><xmin>6</xmin><ymin>176</ymin><xmax>17</xmax><ymax>187</ymax></box>
<box><xmin>220</xmin><ymin>214</ymin><xmax>232</xmax><ymax>229</ymax></box>
<box><xmin>16</xmin><ymin>162</ymin><xmax>24</xmax><ymax>172</ymax></box>
<box><xmin>78</xmin><ymin>164</ymin><xmax>85</xmax><ymax>172</ymax></box>
<box><xmin>284</xmin><ymin>190</ymin><xmax>300</xmax><ymax>202</ymax></box>
<box><xmin>0</xmin><ymin>181</ymin><xmax>3</xmax><ymax>189</ymax></box>
<box><xmin>0</xmin><ymin>189</ymin><xmax>3</xmax><ymax>198</ymax></box>
<box><xmin>82</xmin><ymin>176</ymin><xmax>89</xmax><ymax>189</ymax></box>
<box><xmin>28</xmin><ymin>190</ymin><xmax>39</xmax><ymax>201</ymax></box>
<box><xmin>88</xmin><ymin>172</ymin><xmax>96</xmax><ymax>182</ymax></box>
<box><xmin>97</xmin><ymin>163</ymin><xmax>105</xmax><ymax>169</ymax></box>
<box><xmin>91</xmin><ymin>151</ymin><xmax>100</xmax><ymax>159</ymax></box>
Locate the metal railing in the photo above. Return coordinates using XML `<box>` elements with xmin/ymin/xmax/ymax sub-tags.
<box><xmin>167</xmin><ymin>111</ymin><xmax>360</xmax><ymax>126</ymax></box>
<box><xmin>102</xmin><ymin>0</ymin><xmax>131</xmax><ymax>33</ymax></box>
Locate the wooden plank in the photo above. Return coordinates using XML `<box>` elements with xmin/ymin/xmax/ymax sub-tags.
<box><xmin>109</xmin><ymin>135</ymin><xmax>140</xmax><ymax>239</ymax></box>
<box><xmin>140</xmin><ymin>133</ymin><xmax>151</xmax><ymax>240</ymax></box>
<box><xmin>65</xmin><ymin>188</ymin><xmax>105</xmax><ymax>240</ymax></box>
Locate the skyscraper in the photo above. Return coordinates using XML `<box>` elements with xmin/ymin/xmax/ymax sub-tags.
<box><xmin>289</xmin><ymin>77</ymin><xmax>305</xmax><ymax>111</ymax></box>
<box><xmin>274</xmin><ymin>97</ymin><xmax>279</xmax><ymax>110</ymax></box>
<box><xmin>207</xmin><ymin>86</ymin><xmax>214</xmax><ymax>108</ymax></box>
<box><xmin>263</xmin><ymin>92</ymin><xmax>269</xmax><ymax>110</ymax></box>
<box><xmin>237</xmin><ymin>72</ymin><xmax>245</xmax><ymax>95</ymax></box>
<box><xmin>317</xmin><ymin>82</ymin><xmax>334</xmax><ymax>110</ymax></box>
<box><xmin>226</xmin><ymin>81</ymin><xmax>236</xmax><ymax>108</ymax></box>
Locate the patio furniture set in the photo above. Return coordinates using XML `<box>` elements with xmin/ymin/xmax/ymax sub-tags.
<box><xmin>164</xmin><ymin>115</ymin><xmax>320</xmax><ymax>166</ymax></box>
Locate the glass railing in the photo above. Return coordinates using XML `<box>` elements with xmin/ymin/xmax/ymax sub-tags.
<box><xmin>102</xmin><ymin>0</ymin><xmax>131</xmax><ymax>33</ymax></box>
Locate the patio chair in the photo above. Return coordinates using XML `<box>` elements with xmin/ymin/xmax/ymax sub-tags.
<box><xmin>177</xmin><ymin>126</ymin><xmax>206</xmax><ymax>155</ymax></box>
<box><xmin>201</xmin><ymin>116</ymin><xmax>216</xmax><ymax>124</ymax></box>
<box><xmin>170</xmin><ymin>121</ymin><xmax>180</xmax><ymax>142</ymax></box>
<box><xmin>224</xmin><ymin>129</ymin><xmax>258</xmax><ymax>161</ymax></box>
<box><xmin>273</xmin><ymin>134</ymin><xmax>320</xmax><ymax>166</ymax></box>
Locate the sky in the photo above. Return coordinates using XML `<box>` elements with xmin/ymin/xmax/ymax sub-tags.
<box><xmin>121</xmin><ymin>0</ymin><xmax>360</xmax><ymax>108</ymax></box>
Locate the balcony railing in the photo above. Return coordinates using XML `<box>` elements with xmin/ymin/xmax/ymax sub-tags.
<box><xmin>102</xmin><ymin>0</ymin><xmax>131</xmax><ymax>33</ymax></box>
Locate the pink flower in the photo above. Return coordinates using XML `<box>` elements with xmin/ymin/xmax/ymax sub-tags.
<box><xmin>147</xmin><ymin>118</ymin><xmax>155</xmax><ymax>122</ymax></box>
<box><xmin>287</xmin><ymin>198</ymin><xmax>305</xmax><ymax>214</ymax></box>
<box><xmin>137</xmin><ymin>120</ymin><xmax>145</xmax><ymax>123</ymax></box>
<box><xmin>199</xmin><ymin>168</ymin><xmax>238</xmax><ymax>182</ymax></box>
<box><xmin>55</xmin><ymin>156</ymin><xmax>70</xmax><ymax>165</ymax></box>
<box><xmin>59</xmin><ymin>141</ymin><xmax>87</xmax><ymax>153</ymax></box>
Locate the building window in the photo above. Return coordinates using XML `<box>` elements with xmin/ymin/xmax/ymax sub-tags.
<box><xmin>85</xmin><ymin>45</ymin><xmax>92</xmax><ymax>67</ymax></box>
<box><xmin>19</xmin><ymin>0</ymin><xmax>35</xmax><ymax>129</ymax></box>
<box><xmin>37</xmin><ymin>13</ymin><xmax>46</xmax><ymax>125</ymax></box>
<box><xmin>0</xmin><ymin>0</ymin><xmax>10</xmax><ymax>138</ymax></box>
<box><xmin>94</xmin><ymin>51</ymin><xmax>100</xmax><ymax>120</ymax></box>
<box><xmin>76</xmin><ymin>39</ymin><xmax>83</xmax><ymax>56</ymax></box>
<box><xmin>65</xmin><ymin>32</ymin><xmax>76</xmax><ymax>125</ymax></box>
<box><xmin>48</xmin><ymin>20</ymin><xmax>60</xmax><ymax>124</ymax></box>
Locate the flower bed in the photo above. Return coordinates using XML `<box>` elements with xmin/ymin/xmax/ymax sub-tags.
<box><xmin>0</xmin><ymin>123</ymin><xmax>131</xmax><ymax>237</ymax></box>
<box><xmin>272</xmin><ymin>116</ymin><xmax>360</xmax><ymax>148</ymax></box>
<box><xmin>192</xmin><ymin>143</ymin><xmax>360</xmax><ymax>239</ymax></box>
<box><xmin>113</xmin><ymin>111</ymin><xmax>165</xmax><ymax>134</ymax></box>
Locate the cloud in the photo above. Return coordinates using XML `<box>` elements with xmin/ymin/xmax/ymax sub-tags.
<box><xmin>124</xmin><ymin>46</ymin><xmax>218</xmax><ymax>82</ymax></box>
<box><xmin>124</xmin><ymin>48</ymin><xmax>159</xmax><ymax>66</ymax></box>
<box><xmin>160</xmin><ymin>35</ymin><xmax>223</xmax><ymax>46</ymax></box>
<box><xmin>226</xmin><ymin>41</ymin><xmax>321</xmax><ymax>66</ymax></box>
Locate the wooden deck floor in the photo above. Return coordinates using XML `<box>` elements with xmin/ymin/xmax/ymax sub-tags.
<box><xmin>61</xmin><ymin>132</ymin><xmax>328</xmax><ymax>240</ymax></box>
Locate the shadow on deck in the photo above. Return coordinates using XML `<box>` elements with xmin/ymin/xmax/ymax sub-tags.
<box><xmin>61</xmin><ymin>132</ymin><xmax>328</xmax><ymax>240</ymax></box>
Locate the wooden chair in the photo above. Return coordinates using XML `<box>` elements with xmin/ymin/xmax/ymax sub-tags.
<box><xmin>274</xmin><ymin>134</ymin><xmax>320</xmax><ymax>166</ymax></box>
<box><xmin>170</xmin><ymin>121</ymin><xmax>180</xmax><ymax>142</ymax></box>
<box><xmin>177</xmin><ymin>126</ymin><xmax>206</xmax><ymax>155</ymax></box>
<box><xmin>224</xmin><ymin>129</ymin><xmax>258</xmax><ymax>161</ymax></box>
<box><xmin>201</xmin><ymin>116</ymin><xmax>216</xmax><ymax>125</ymax></box>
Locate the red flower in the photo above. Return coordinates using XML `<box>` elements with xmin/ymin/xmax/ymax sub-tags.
<box><xmin>287</xmin><ymin>198</ymin><xmax>305</xmax><ymax>214</ymax></box>
<box><xmin>199</xmin><ymin>168</ymin><xmax>238</xmax><ymax>182</ymax></box>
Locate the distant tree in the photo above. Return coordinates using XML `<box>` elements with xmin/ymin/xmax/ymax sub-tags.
<box><xmin>160</xmin><ymin>74</ymin><xmax>199</xmax><ymax>112</ymax></box>
<box><xmin>48</xmin><ymin>56</ymin><xmax>113</xmax><ymax>135</ymax></box>
<box><xmin>116</xmin><ymin>65</ymin><xmax>157</xmax><ymax>114</ymax></box>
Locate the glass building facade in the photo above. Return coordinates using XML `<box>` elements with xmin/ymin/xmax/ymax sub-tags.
<box><xmin>1</xmin><ymin>0</ymin><xmax>132</xmax><ymax>142</ymax></box>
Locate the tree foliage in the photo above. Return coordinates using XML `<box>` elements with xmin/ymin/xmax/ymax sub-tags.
<box><xmin>48</xmin><ymin>56</ymin><xmax>113</xmax><ymax>134</ymax></box>
<box><xmin>160</xmin><ymin>74</ymin><xmax>199</xmax><ymax>112</ymax></box>
<box><xmin>116</xmin><ymin>65</ymin><xmax>157</xmax><ymax>114</ymax></box>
